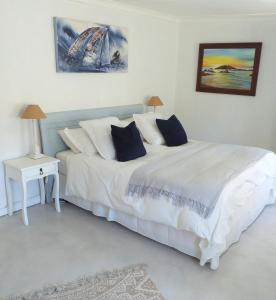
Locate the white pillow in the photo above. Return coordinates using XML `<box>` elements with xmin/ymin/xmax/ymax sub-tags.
<box><xmin>79</xmin><ymin>117</ymin><xmax>121</xmax><ymax>160</ymax></box>
<box><xmin>120</xmin><ymin>117</ymin><xmax>134</xmax><ymax>127</ymax></box>
<box><xmin>59</xmin><ymin>128</ymin><xmax>97</xmax><ymax>156</ymax></box>
<box><xmin>58</xmin><ymin>129</ymin><xmax>80</xmax><ymax>154</ymax></box>
<box><xmin>133</xmin><ymin>112</ymin><xmax>165</xmax><ymax>145</ymax></box>
<box><xmin>120</xmin><ymin>117</ymin><xmax>145</xmax><ymax>141</ymax></box>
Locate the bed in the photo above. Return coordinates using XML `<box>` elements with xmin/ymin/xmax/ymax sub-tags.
<box><xmin>40</xmin><ymin>104</ymin><xmax>276</xmax><ymax>270</ymax></box>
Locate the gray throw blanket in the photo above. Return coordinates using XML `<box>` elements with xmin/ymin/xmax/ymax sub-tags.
<box><xmin>127</xmin><ymin>142</ymin><xmax>269</xmax><ymax>218</ymax></box>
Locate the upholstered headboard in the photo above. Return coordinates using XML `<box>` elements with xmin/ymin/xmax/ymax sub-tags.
<box><xmin>39</xmin><ymin>104</ymin><xmax>144</xmax><ymax>157</ymax></box>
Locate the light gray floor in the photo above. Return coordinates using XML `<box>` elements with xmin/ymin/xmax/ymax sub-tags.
<box><xmin>0</xmin><ymin>202</ymin><xmax>276</xmax><ymax>300</ymax></box>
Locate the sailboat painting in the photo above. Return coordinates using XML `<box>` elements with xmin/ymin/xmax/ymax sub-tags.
<box><xmin>54</xmin><ymin>17</ymin><xmax>128</xmax><ymax>73</ymax></box>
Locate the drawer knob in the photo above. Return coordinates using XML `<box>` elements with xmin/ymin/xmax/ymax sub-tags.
<box><xmin>40</xmin><ymin>168</ymin><xmax>44</xmax><ymax>175</ymax></box>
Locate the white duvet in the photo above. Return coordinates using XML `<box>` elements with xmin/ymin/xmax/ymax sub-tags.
<box><xmin>65</xmin><ymin>140</ymin><xmax>276</xmax><ymax>265</ymax></box>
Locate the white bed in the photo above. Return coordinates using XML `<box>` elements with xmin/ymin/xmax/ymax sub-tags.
<box><xmin>40</xmin><ymin>105</ymin><xmax>276</xmax><ymax>270</ymax></box>
<box><xmin>56</xmin><ymin>141</ymin><xmax>276</xmax><ymax>270</ymax></box>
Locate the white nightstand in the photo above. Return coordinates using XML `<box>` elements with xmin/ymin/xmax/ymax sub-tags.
<box><xmin>4</xmin><ymin>156</ymin><xmax>60</xmax><ymax>225</ymax></box>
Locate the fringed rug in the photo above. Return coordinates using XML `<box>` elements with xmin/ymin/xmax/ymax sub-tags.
<box><xmin>5</xmin><ymin>264</ymin><xmax>165</xmax><ymax>300</ymax></box>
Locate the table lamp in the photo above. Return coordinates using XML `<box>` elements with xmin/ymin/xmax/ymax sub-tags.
<box><xmin>147</xmin><ymin>96</ymin><xmax>164</xmax><ymax>112</ymax></box>
<box><xmin>21</xmin><ymin>105</ymin><xmax>46</xmax><ymax>159</ymax></box>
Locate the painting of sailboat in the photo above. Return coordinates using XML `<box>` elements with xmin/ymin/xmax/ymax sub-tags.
<box><xmin>196</xmin><ymin>43</ymin><xmax>262</xmax><ymax>96</ymax></box>
<box><xmin>54</xmin><ymin>17</ymin><xmax>128</xmax><ymax>73</ymax></box>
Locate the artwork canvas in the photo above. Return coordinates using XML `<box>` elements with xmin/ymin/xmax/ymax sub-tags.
<box><xmin>196</xmin><ymin>43</ymin><xmax>262</xmax><ymax>96</ymax></box>
<box><xmin>54</xmin><ymin>17</ymin><xmax>128</xmax><ymax>73</ymax></box>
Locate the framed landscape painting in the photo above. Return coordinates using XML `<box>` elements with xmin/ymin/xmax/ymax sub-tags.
<box><xmin>196</xmin><ymin>43</ymin><xmax>262</xmax><ymax>96</ymax></box>
<box><xmin>54</xmin><ymin>17</ymin><xmax>128</xmax><ymax>73</ymax></box>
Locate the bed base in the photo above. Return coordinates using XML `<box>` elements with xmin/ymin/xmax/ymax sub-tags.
<box><xmin>59</xmin><ymin>173</ymin><xmax>275</xmax><ymax>270</ymax></box>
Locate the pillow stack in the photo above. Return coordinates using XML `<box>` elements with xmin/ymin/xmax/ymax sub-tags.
<box><xmin>79</xmin><ymin>117</ymin><xmax>121</xmax><ymax>160</ymax></box>
<box><xmin>133</xmin><ymin>112</ymin><xmax>165</xmax><ymax>145</ymax></box>
<box><xmin>58</xmin><ymin>128</ymin><xmax>97</xmax><ymax>156</ymax></box>
<box><xmin>58</xmin><ymin>111</ymin><xmax>188</xmax><ymax>162</ymax></box>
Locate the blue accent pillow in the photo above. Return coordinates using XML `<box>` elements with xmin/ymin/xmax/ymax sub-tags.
<box><xmin>156</xmin><ymin>115</ymin><xmax>188</xmax><ymax>146</ymax></box>
<box><xmin>111</xmin><ymin>121</ymin><xmax>147</xmax><ymax>162</ymax></box>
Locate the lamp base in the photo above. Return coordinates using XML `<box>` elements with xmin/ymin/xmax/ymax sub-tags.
<box><xmin>28</xmin><ymin>153</ymin><xmax>45</xmax><ymax>160</ymax></box>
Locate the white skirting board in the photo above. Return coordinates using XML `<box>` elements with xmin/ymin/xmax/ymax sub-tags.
<box><xmin>0</xmin><ymin>195</ymin><xmax>41</xmax><ymax>217</ymax></box>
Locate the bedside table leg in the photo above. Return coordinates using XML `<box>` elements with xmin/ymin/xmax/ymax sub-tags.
<box><xmin>53</xmin><ymin>173</ymin><xmax>60</xmax><ymax>213</ymax></box>
<box><xmin>5</xmin><ymin>176</ymin><xmax>13</xmax><ymax>216</ymax></box>
<box><xmin>39</xmin><ymin>178</ymin><xmax>45</xmax><ymax>205</ymax></box>
<box><xmin>21</xmin><ymin>181</ymin><xmax>29</xmax><ymax>226</ymax></box>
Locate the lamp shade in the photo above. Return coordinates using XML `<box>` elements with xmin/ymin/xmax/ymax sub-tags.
<box><xmin>147</xmin><ymin>96</ymin><xmax>164</xmax><ymax>107</ymax></box>
<box><xmin>21</xmin><ymin>105</ymin><xmax>46</xmax><ymax>120</ymax></box>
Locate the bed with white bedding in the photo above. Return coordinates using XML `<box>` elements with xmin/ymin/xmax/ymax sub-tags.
<box><xmin>40</xmin><ymin>104</ymin><xmax>276</xmax><ymax>269</ymax></box>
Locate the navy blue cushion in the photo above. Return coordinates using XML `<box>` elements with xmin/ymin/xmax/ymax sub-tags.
<box><xmin>156</xmin><ymin>115</ymin><xmax>188</xmax><ymax>146</ymax></box>
<box><xmin>111</xmin><ymin>121</ymin><xmax>147</xmax><ymax>162</ymax></box>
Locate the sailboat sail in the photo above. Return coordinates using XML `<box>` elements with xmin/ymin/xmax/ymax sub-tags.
<box><xmin>67</xmin><ymin>26</ymin><xmax>108</xmax><ymax>66</ymax></box>
<box><xmin>68</xmin><ymin>28</ymin><xmax>95</xmax><ymax>61</ymax></box>
<box><xmin>100</xmin><ymin>30</ymin><xmax>111</xmax><ymax>66</ymax></box>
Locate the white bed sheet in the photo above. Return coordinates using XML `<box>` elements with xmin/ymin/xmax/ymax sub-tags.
<box><xmin>56</xmin><ymin>150</ymin><xmax>75</xmax><ymax>175</ymax></box>
<box><xmin>60</xmin><ymin>141</ymin><xmax>276</xmax><ymax>267</ymax></box>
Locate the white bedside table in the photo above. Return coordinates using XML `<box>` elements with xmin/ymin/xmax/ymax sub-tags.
<box><xmin>4</xmin><ymin>156</ymin><xmax>60</xmax><ymax>225</ymax></box>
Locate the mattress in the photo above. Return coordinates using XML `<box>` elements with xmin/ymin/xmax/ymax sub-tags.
<box><xmin>56</xmin><ymin>150</ymin><xmax>75</xmax><ymax>175</ymax></box>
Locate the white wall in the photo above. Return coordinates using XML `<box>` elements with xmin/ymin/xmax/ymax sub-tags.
<box><xmin>2</xmin><ymin>1</ymin><xmax>275</xmax><ymax>217</ymax></box>
<box><xmin>175</xmin><ymin>16</ymin><xmax>276</xmax><ymax>152</ymax></box>
<box><xmin>0</xmin><ymin>0</ymin><xmax>179</xmax><ymax>215</ymax></box>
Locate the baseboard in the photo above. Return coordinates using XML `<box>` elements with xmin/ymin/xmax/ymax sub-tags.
<box><xmin>0</xmin><ymin>195</ymin><xmax>41</xmax><ymax>217</ymax></box>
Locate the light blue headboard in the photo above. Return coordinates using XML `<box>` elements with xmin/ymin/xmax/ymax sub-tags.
<box><xmin>39</xmin><ymin>104</ymin><xmax>144</xmax><ymax>157</ymax></box>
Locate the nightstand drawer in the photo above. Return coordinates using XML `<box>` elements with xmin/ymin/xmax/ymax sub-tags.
<box><xmin>23</xmin><ymin>163</ymin><xmax>57</xmax><ymax>179</ymax></box>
